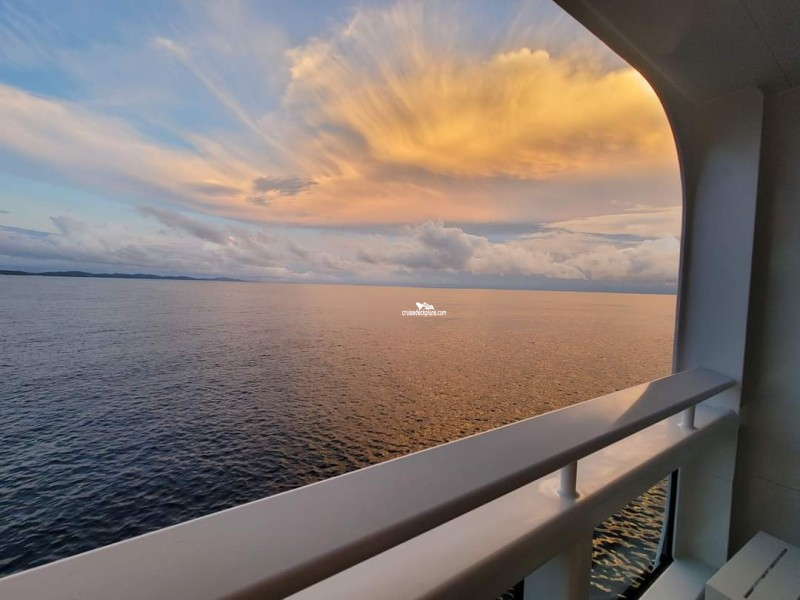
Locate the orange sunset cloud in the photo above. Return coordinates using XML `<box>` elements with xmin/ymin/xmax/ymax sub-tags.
<box><xmin>0</xmin><ymin>0</ymin><xmax>681</xmax><ymax>288</ymax></box>
<box><xmin>0</xmin><ymin>2</ymin><xmax>677</xmax><ymax>228</ymax></box>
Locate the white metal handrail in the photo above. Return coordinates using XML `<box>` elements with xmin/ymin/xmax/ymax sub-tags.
<box><xmin>289</xmin><ymin>404</ymin><xmax>738</xmax><ymax>599</ymax></box>
<box><xmin>0</xmin><ymin>368</ymin><xmax>734</xmax><ymax>600</ymax></box>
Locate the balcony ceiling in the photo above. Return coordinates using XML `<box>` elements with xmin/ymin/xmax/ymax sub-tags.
<box><xmin>556</xmin><ymin>0</ymin><xmax>800</xmax><ymax>103</ymax></box>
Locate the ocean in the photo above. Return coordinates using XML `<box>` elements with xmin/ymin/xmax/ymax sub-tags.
<box><xmin>0</xmin><ymin>276</ymin><xmax>676</xmax><ymax>595</ymax></box>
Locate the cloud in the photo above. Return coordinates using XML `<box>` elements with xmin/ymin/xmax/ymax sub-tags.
<box><xmin>50</xmin><ymin>215</ymin><xmax>90</xmax><ymax>236</ymax></box>
<box><xmin>253</xmin><ymin>175</ymin><xmax>316</xmax><ymax>197</ymax></box>
<box><xmin>359</xmin><ymin>221</ymin><xmax>477</xmax><ymax>270</ymax></box>
<box><xmin>282</xmin><ymin>3</ymin><xmax>675</xmax><ymax>183</ymax></box>
<box><xmin>357</xmin><ymin>221</ymin><xmax>679</xmax><ymax>283</ymax></box>
<box><xmin>153</xmin><ymin>35</ymin><xmax>281</xmax><ymax>152</ymax></box>
<box><xmin>0</xmin><ymin>209</ymin><xmax>679</xmax><ymax>288</ymax></box>
<box><xmin>0</xmin><ymin>1</ymin><xmax>679</xmax><ymax>229</ymax></box>
<box><xmin>545</xmin><ymin>206</ymin><xmax>682</xmax><ymax>238</ymax></box>
<box><xmin>186</xmin><ymin>181</ymin><xmax>242</xmax><ymax>197</ymax></box>
<box><xmin>0</xmin><ymin>212</ymin><xmax>298</xmax><ymax>279</ymax></box>
<box><xmin>0</xmin><ymin>209</ymin><xmax>9</xmax><ymax>214</ymax></box>
<box><xmin>0</xmin><ymin>3</ymin><xmax>60</xmax><ymax>68</ymax></box>
<box><xmin>0</xmin><ymin>83</ymin><xmax>258</xmax><ymax>213</ymax></box>
<box><xmin>249</xmin><ymin>175</ymin><xmax>317</xmax><ymax>206</ymax></box>
<box><xmin>0</xmin><ymin>1</ymin><xmax>682</xmax><ymax>289</ymax></box>
<box><xmin>138</xmin><ymin>206</ymin><xmax>230</xmax><ymax>244</ymax></box>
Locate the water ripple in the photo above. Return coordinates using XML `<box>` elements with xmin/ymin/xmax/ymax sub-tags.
<box><xmin>0</xmin><ymin>277</ymin><xmax>676</xmax><ymax>594</ymax></box>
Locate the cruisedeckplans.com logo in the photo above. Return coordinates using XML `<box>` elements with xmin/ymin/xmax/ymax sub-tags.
<box><xmin>402</xmin><ymin>302</ymin><xmax>446</xmax><ymax>317</ymax></box>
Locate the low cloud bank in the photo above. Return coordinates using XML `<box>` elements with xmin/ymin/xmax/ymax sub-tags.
<box><xmin>0</xmin><ymin>207</ymin><xmax>679</xmax><ymax>290</ymax></box>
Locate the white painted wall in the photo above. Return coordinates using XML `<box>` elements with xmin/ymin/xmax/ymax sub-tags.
<box><xmin>666</xmin><ymin>87</ymin><xmax>764</xmax><ymax>570</ymax></box>
<box><xmin>551</xmin><ymin>0</ymin><xmax>798</xmax><ymax>566</ymax></box>
<box><xmin>732</xmin><ymin>84</ymin><xmax>800</xmax><ymax>551</ymax></box>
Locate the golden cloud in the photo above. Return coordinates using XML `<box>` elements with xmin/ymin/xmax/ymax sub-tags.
<box><xmin>283</xmin><ymin>4</ymin><xmax>675</xmax><ymax>181</ymax></box>
<box><xmin>0</xmin><ymin>1</ymin><xmax>679</xmax><ymax>229</ymax></box>
<box><xmin>0</xmin><ymin>84</ymin><xmax>257</xmax><ymax>212</ymax></box>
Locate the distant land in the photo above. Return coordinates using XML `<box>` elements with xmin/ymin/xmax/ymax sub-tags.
<box><xmin>0</xmin><ymin>270</ymin><xmax>241</xmax><ymax>282</ymax></box>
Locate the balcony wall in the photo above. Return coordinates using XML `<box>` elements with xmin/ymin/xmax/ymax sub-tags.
<box><xmin>553</xmin><ymin>0</ymin><xmax>800</xmax><ymax>566</ymax></box>
<box><xmin>734</xmin><ymin>84</ymin><xmax>800</xmax><ymax>551</ymax></box>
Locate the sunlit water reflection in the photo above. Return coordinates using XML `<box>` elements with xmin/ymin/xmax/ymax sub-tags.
<box><xmin>1</xmin><ymin>277</ymin><xmax>675</xmax><ymax>592</ymax></box>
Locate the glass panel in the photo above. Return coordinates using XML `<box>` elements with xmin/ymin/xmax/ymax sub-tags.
<box><xmin>590</xmin><ymin>478</ymin><xmax>670</xmax><ymax>599</ymax></box>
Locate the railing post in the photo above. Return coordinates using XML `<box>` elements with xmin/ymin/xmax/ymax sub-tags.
<box><xmin>523</xmin><ymin>532</ymin><xmax>593</xmax><ymax>600</ymax></box>
<box><xmin>680</xmin><ymin>406</ymin><xmax>696</xmax><ymax>430</ymax></box>
<box><xmin>558</xmin><ymin>461</ymin><xmax>579</xmax><ymax>499</ymax></box>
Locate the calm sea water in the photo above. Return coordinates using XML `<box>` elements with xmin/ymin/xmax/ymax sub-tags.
<box><xmin>0</xmin><ymin>277</ymin><xmax>676</xmax><ymax>594</ymax></box>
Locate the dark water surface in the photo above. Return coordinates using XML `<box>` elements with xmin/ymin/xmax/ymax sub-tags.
<box><xmin>0</xmin><ymin>277</ymin><xmax>676</xmax><ymax>592</ymax></box>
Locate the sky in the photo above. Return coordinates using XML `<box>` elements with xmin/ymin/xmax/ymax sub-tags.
<box><xmin>0</xmin><ymin>0</ymin><xmax>682</xmax><ymax>292</ymax></box>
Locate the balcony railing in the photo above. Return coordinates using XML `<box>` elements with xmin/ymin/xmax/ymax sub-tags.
<box><xmin>0</xmin><ymin>368</ymin><xmax>735</xmax><ymax>600</ymax></box>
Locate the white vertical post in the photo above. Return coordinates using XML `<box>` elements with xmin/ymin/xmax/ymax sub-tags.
<box><xmin>680</xmin><ymin>406</ymin><xmax>696</xmax><ymax>430</ymax></box>
<box><xmin>671</xmin><ymin>87</ymin><xmax>763</xmax><ymax>568</ymax></box>
<box><xmin>523</xmin><ymin>532</ymin><xmax>593</xmax><ymax>600</ymax></box>
<box><xmin>559</xmin><ymin>461</ymin><xmax>579</xmax><ymax>499</ymax></box>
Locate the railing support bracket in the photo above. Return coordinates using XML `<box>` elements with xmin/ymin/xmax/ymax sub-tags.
<box><xmin>680</xmin><ymin>406</ymin><xmax>696</xmax><ymax>431</ymax></box>
<box><xmin>558</xmin><ymin>461</ymin><xmax>580</xmax><ymax>499</ymax></box>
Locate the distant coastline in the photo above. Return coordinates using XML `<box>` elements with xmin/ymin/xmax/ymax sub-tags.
<box><xmin>0</xmin><ymin>270</ymin><xmax>241</xmax><ymax>282</ymax></box>
<box><xmin>0</xmin><ymin>269</ymin><xmax>678</xmax><ymax>294</ymax></box>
